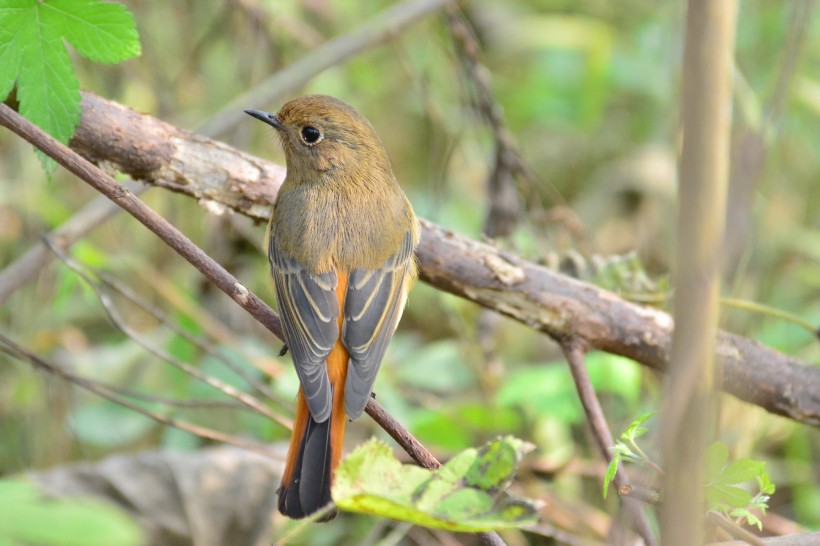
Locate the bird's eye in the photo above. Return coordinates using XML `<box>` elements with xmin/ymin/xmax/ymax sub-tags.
<box><xmin>300</xmin><ymin>126</ymin><xmax>322</xmax><ymax>145</ymax></box>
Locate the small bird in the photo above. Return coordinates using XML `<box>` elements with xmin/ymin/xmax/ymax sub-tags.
<box><xmin>245</xmin><ymin>95</ymin><xmax>419</xmax><ymax>520</ymax></box>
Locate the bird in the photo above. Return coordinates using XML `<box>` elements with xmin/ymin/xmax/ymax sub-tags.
<box><xmin>245</xmin><ymin>95</ymin><xmax>419</xmax><ymax>520</ymax></box>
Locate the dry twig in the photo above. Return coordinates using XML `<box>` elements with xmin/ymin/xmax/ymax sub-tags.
<box><xmin>0</xmin><ymin>332</ymin><xmax>274</xmax><ymax>458</ymax></box>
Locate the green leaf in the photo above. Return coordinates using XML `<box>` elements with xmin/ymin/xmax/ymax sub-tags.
<box><xmin>14</xmin><ymin>2</ymin><xmax>82</xmax><ymax>161</ymax></box>
<box><xmin>396</xmin><ymin>339</ymin><xmax>475</xmax><ymax>393</ymax></box>
<box><xmin>707</xmin><ymin>484</ymin><xmax>754</xmax><ymax>510</ymax></box>
<box><xmin>603</xmin><ymin>452</ymin><xmax>620</xmax><ymax>499</ymax></box>
<box><xmin>0</xmin><ymin>0</ymin><xmax>140</xmax><ymax>170</ymax></box>
<box><xmin>756</xmin><ymin>472</ymin><xmax>776</xmax><ymax>495</ymax></box>
<box><xmin>585</xmin><ymin>353</ymin><xmax>643</xmax><ymax>405</ymax></box>
<box><xmin>717</xmin><ymin>459</ymin><xmax>766</xmax><ymax>486</ymax></box>
<box><xmin>41</xmin><ymin>0</ymin><xmax>140</xmax><ymax>63</ymax></box>
<box><xmin>729</xmin><ymin>507</ymin><xmax>763</xmax><ymax>531</ymax></box>
<box><xmin>0</xmin><ymin>479</ymin><xmax>144</xmax><ymax>546</ymax></box>
<box><xmin>749</xmin><ymin>495</ymin><xmax>771</xmax><ymax>512</ymax></box>
<box><xmin>457</xmin><ymin>403</ymin><xmax>523</xmax><ymax>435</ymax></box>
<box><xmin>622</xmin><ymin>412</ymin><xmax>653</xmax><ymax>441</ymax></box>
<box><xmin>705</xmin><ymin>441</ymin><xmax>729</xmax><ymax>483</ymax></box>
<box><xmin>334</xmin><ymin>437</ymin><xmax>541</xmax><ymax>532</ymax></box>
<box><xmin>463</xmin><ymin>437</ymin><xmax>527</xmax><ymax>491</ymax></box>
<box><xmin>0</xmin><ymin>1</ymin><xmax>28</xmax><ymax>101</ymax></box>
<box><xmin>496</xmin><ymin>365</ymin><xmax>583</xmax><ymax>423</ymax></box>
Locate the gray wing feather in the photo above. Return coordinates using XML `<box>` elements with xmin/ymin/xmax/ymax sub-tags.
<box><xmin>342</xmin><ymin>231</ymin><xmax>415</xmax><ymax>418</ymax></box>
<box><xmin>269</xmin><ymin>238</ymin><xmax>338</xmax><ymax>422</ymax></box>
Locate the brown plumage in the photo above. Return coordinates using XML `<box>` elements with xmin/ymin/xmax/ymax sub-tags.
<box><xmin>245</xmin><ymin>95</ymin><xmax>419</xmax><ymax>519</ymax></box>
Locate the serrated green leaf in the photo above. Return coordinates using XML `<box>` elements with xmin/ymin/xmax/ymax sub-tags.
<box><xmin>0</xmin><ymin>0</ymin><xmax>141</xmax><ymax>172</ymax></box>
<box><xmin>729</xmin><ymin>507</ymin><xmax>763</xmax><ymax>531</ymax></box>
<box><xmin>334</xmin><ymin>437</ymin><xmax>541</xmax><ymax>532</ymax></box>
<box><xmin>707</xmin><ymin>484</ymin><xmax>753</xmax><ymax>509</ymax></box>
<box><xmin>8</xmin><ymin>1</ymin><xmax>80</xmax><ymax>170</ymax></box>
<box><xmin>756</xmin><ymin>472</ymin><xmax>775</xmax><ymax>495</ymax></box>
<box><xmin>0</xmin><ymin>1</ymin><xmax>29</xmax><ymax>100</ymax></box>
<box><xmin>41</xmin><ymin>0</ymin><xmax>140</xmax><ymax>63</ymax></box>
<box><xmin>717</xmin><ymin>459</ymin><xmax>766</xmax><ymax>486</ymax></box>
<box><xmin>705</xmin><ymin>441</ymin><xmax>729</xmax><ymax>483</ymax></box>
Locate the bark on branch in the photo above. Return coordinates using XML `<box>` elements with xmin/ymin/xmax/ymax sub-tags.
<box><xmin>60</xmin><ymin>92</ymin><xmax>820</xmax><ymax>427</ymax></box>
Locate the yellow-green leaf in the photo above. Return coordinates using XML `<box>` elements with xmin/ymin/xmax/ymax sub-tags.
<box><xmin>334</xmin><ymin>437</ymin><xmax>541</xmax><ymax>532</ymax></box>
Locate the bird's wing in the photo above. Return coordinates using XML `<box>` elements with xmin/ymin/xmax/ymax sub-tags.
<box><xmin>342</xmin><ymin>230</ymin><xmax>416</xmax><ymax>419</ymax></box>
<box><xmin>269</xmin><ymin>238</ymin><xmax>339</xmax><ymax>423</ymax></box>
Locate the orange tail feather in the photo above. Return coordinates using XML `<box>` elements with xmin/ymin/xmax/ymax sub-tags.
<box><xmin>278</xmin><ymin>273</ymin><xmax>349</xmax><ymax>520</ymax></box>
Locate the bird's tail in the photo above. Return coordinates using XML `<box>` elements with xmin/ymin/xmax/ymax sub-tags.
<box><xmin>278</xmin><ymin>347</ymin><xmax>348</xmax><ymax>519</ymax></box>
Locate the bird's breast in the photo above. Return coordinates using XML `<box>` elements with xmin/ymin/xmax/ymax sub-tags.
<box><xmin>271</xmin><ymin>180</ymin><xmax>410</xmax><ymax>274</ymax></box>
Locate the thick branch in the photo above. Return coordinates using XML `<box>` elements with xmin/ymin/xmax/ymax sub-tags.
<box><xmin>53</xmin><ymin>92</ymin><xmax>820</xmax><ymax>426</ymax></box>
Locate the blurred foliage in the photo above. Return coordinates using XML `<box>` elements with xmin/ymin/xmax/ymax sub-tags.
<box><xmin>1</xmin><ymin>0</ymin><xmax>819</xmax><ymax>543</ymax></box>
<box><xmin>0</xmin><ymin>479</ymin><xmax>144</xmax><ymax>546</ymax></box>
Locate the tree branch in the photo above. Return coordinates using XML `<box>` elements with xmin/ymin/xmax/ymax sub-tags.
<box><xmin>6</xmin><ymin>92</ymin><xmax>814</xmax><ymax>427</ymax></box>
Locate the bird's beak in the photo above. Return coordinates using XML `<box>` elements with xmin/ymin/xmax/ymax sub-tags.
<box><xmin>244</xmin><ymin>109</ymin><xmax>284</xmax><ymax>131</ymax></box>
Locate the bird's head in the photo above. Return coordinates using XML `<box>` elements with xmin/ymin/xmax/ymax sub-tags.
<box><xmin>245</xmin><ymin>94</ymin><xmax>389</xmax><ymax>176</ymax></box>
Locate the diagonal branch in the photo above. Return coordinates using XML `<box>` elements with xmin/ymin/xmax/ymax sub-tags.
<box><xmin>0</xmin><ymin>332</ymin><xmax>274</xmax><ymax>458</ymax></box>
<box><xmin>42</xmin><ymin>238</ymin><xmax>292</xmax><ymax>429</ymax></box>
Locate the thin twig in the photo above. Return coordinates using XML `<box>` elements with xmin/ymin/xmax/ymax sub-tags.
<box><xmin>561</xmin><ymin>340</ymin><xmax>656</xmax><ymax>546</ymax></box>
<box><xmin>723</xmin><ymin>1</ymin><xmax>813</xmax><ymax>275</ymax></box>
<box><xmin>706</xmin><ymin>512</ymin><xmax>767</xmax><ymax>546</ymax></box>
<box><xmin>365</xmin><ymin>397</ymin><xmax>440</xmax><ymax>470</ymax></box>
<box><xmin>0</xmin><ymin>332</ymin><xmax>275</xmax><ymax>459</ymax></box>
<box><xmin>42</xmin><ymin>237</ymin><xmax>292</xmax><ymax>430</ymax></box>
<box><xmin>705</xmin><ymin>532</ymin><xmax>820</xmax><ymax>546</ymax></box>
<box><xmin>762</xmin><ymin>0</ymin><xmax>813</xmax><ymax>133</ymax></box>
<box><xmin>96</xmin><ymin>271</ymin><xmax>285</xmax><ymax>405</ymax></box>
<box><xmin>0</xmin><ymin>180</ymin><xmax>149</xmax><ymax>305</ymax></box>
